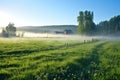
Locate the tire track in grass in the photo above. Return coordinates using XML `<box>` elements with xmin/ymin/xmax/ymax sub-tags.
<box><xmin>32</xmin><ymin>41</ymin><xmax>106</xmax><ymax>80</ymax></box>
<box><xmin>54</xmin><ymin>41</ymin><xmax>108</xmax><ymax>80</ymax></box>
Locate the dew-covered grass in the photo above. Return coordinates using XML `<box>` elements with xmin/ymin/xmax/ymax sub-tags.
<box><xmin>0</xmin><ymin>38</ymin><xmax>120</xmax><ymax>80</ymax></box>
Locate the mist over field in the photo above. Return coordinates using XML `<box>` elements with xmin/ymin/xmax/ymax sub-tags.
<box><xmin>1</xmin><ymin>26</ymin><xmax>120</xmax><ymax>80</ymax></box>
<box><xmin>1</xmin><ymin>0</ymin><xmax>120</xmax><ymax>80</ymax></box>
<box><xmin>15</xmin><ymin>30</ymin><xmax>120</xmax><ymax>41</ymax></box>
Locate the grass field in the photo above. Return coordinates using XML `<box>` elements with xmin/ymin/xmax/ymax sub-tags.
<box><xmin>0</xmin><ymin>38</ymin><xmax>120</xmax><ymax>80</ymax></box>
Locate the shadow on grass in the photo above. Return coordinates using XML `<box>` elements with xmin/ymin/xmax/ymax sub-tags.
<box><xmin>59</xmin><ymin>42</ymin><xmax>107</xmax><ymax>80</ymax></box>
<box><xmin>35</xmin><ymin>42</ymin><xmax>107</xmax><ymax>80</ymax></box>
<box><xmin>0</xmin><ymin>72</ymin><xmax>11</xmax><ymax>80</ymax></box>
<box><xmin>3</xmin><ymin>41</ymin><xmax>96</xmax><ymax>55</ymax></box>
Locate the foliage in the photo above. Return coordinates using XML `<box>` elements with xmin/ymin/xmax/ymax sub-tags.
<box><xmin>77</xmin><ymin>11</ymin><xmax>120</xmax><ymax>36</ymax></box>
<box><xmin>77</xmin><ymin>10</ymin><xmax>96</xmax><ymax>35</ymax></box>
<box><xmin>97</xmin><ymin>15</ymin><xmax>120</xmax><ymax>35</ymax></box>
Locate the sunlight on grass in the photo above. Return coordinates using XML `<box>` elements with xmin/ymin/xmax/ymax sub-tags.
<box><xmin>0</xmin><ymin>38</ymin><xmax>120</xmax><ymax>80</ymax></box>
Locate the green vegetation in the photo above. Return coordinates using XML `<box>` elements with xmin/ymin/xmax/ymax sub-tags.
<box><xmin>0</xmin><ymin>38</ymin><xmax>120</xmax><ymax>80</ymax></box>
<box><xmin>77</xmin><ymin>11</ymin><xmax>120</xmax><ymax>36</ymax></box>
<box><xmin>77</xmin><ymin>11</ymin><xmax>96</xmax><ymax>35</ymax></box>
<box><xmin>97</xmin><ymin>15</ymin><xmax>120</xmax><ymax>35</ymax></box>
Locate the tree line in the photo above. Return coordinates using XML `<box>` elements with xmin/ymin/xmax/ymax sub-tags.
<box><xmin>77</xmin><ymin>10</ymin><xmax>120</xmax><ymax>36</ymax></box>
<box><xmin>1</xmin><ymin>11</ymin><xmax>120</xmax><ymax>37</ymax></box>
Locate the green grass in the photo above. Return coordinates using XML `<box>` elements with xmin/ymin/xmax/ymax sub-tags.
<box><xmin>0</xmin><ymin>38</ymin><xmax>120</xmax><ymax>80</ymax></box>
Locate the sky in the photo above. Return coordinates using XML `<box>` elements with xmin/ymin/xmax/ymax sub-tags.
<box><xmin>0</xmin><ymin>0</ymin><xmax>120</xmax><ymax>27</ymax></box>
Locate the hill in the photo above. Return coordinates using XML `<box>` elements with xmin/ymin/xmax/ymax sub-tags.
<box><xmin>17</xmin><ymin>25</ymin><xmax>77</xmax><ymax>34</ymax></box>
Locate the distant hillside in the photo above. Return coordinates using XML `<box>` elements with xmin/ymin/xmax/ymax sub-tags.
<box><xmin>17</xmin><ymin>25</ymin><xmax>77</xmax><ymax>34</ymax></box>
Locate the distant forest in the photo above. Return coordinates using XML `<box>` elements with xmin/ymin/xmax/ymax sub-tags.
<box><xmin>77</xmin><ymin>10</ymin><xmax>120</xmax><ymax>36</ymax></box>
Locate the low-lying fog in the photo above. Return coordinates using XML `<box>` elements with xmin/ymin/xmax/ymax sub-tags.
<box><xmin>16</xmin><ymin>31</ymin><xmax>120</xmax><ymax>40</ymax></box>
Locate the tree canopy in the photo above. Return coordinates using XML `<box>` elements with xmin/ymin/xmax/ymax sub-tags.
<box><xmin>96</xmin><ymin>15</ymin><xmax>120</xmax><ymax>35</ymax></box>
<box><xmin>77</xmin><ymin>11</ymin><xmax>120</xmax><ymax>36</ymax></box>
<box><xmin>77</xmin><ymin>11</ymin><xmax>96</xmax><ymax>35</ymax></box>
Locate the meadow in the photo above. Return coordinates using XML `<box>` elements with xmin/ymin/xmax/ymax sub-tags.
<box><xmin>0</xmin><ymin>38</ymin><xmax>120</xmax><ymax>80</ymax></box>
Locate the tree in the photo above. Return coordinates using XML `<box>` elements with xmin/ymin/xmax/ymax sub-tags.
<box><xmin>97</xmin><ymin>15</ymin><xmax>120</xmax><ymax>35</ymax></box>
<box><xmin>1</xmin><ymin>23</ymin><xmax>16</xmax><ymax>37</ymax></box>
<box><xmin>77</xmin><ymin>11</ymin><xmax>96</xmax><ymax>35</ymax></box>
<box><xmin>109</xmin><ymin>15</ymin><xmax>120</xmax><ymax>33</ymax></box>
<box><xmin>77</xmin><ymin>11</ymin><xmax>84</xmax><ymax>34</ymax></box>
<box><xmin>6</xmin><ymin>23</ymin><xmax>16</xmax><ymax>37</ymax></box>
<box><xmin>1</xmin><ymin>28</ymin><xmax>8</xmax><ymax>37</ymax></box>
<box><xmin>97</xmin><ymin>21</ymin><xmax>109</xmax><ymax>35</ymax></box>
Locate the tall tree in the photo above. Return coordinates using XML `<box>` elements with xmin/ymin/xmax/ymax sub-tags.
<box><xmin>77</xmin><ymin>11</ymin><xmax>84</xmax><ymax>34</ymax></box>
<box><xmin>77</xmin><ymin>11</ymin><xmax>96</xmax><ymax>35</ymax></box>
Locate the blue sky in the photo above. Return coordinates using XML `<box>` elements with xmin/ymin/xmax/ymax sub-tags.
<box><xmin>0</xmin><ymin>0</ymin><xmax>120</xmax><ymax>27</ymax></box>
